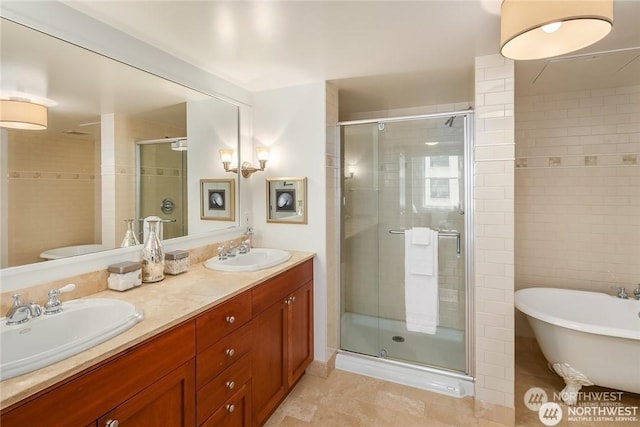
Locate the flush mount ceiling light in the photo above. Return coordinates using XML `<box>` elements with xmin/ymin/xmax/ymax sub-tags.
<box><xmin>0</xmin><ymin>99</ymin><xmax>48</xmax><ymax>130</ymax></box>
<box><xmin>500</xmin><ymin>0</ymin><xmax>613</xmax><ymax>60</ymax></box>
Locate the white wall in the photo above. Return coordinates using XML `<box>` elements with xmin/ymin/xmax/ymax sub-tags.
<box><xmin>250</xmin><ymin>83</ymin><xmax>329</xmax><ymax>362</ymax></box>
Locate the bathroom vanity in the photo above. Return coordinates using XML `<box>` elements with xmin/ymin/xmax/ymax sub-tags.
<box><xmin>0</xmin><ymin>254</ymin><xmax>314</xmax><ymax>427</ymax></box>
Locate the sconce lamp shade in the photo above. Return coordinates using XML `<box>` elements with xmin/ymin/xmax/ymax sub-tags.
<box><xmin>0</xmin><ymin>99</ymin><xmax>48</xmax><ymax>130</ymax></box>
<box><xmin>256</xmin><ymin>146</ymin><xmax>270</xmax><ymax>162</ymax></box>
<box><xmin>219</xmin><ymin>149</ymin><xmax>234</xmax><ymax>163</ymax></box>
<box><xmin>500</xmin><ymin>0</ymin><xmax>613</xmax><ymax>60</ymax></box>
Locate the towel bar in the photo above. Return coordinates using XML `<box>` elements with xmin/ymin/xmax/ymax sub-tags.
<box><xmin>388</xmin><ymin>228</ymin><xmax>461</xmax><ymax>255</ymax></box>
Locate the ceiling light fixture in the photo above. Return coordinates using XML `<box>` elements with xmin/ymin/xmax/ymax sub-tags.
<box><xmin>0</xmin><ymin>99</ymin><xmax>48</xmax><ymax>130</ymax></box>
<box><xmin>500</xmin><ymin>0</ymin><xmax>613</xmax><ymax>60</ymax></box>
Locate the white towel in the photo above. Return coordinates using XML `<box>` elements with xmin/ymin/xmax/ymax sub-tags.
<box><xmin>404</xmin><ymin>228</ymin><xmax>439</xmax><ymax>334</ymax></box>
<box><xmin>411</xmin><ymin>227</ymin><xmax>431</xmax><ymax>245</ymax></box>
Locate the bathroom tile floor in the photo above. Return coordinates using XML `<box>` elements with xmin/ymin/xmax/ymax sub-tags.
<box><xmin>265</xmin><ymin>343</ymin><xmax>640</xmax><ymax>427</ymax></box>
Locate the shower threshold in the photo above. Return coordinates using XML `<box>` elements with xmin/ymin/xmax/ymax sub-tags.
<box><xmin>336</xmin><ymin>351</ymin><xmax>474</xmax><ymax>398</ymax></box>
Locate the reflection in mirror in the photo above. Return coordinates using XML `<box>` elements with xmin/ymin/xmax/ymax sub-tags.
<box><xmin>267</xmin><ymin>177</ymin><xmax>308</xmax><ymax>224</ymax></box>
<box><xmin>0</xmin><ymin>18</ymin><xmax>240</xmax><ymax>269</ymax></box>
<box><xmin>137</xmin><ymin>138</ymin><xmax>188</xmax><ymax>241</ymax></box>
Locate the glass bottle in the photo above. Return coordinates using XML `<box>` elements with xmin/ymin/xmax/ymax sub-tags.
<box><xmin>141</xmin><ymin>219</ymin><xmax>165</xmax><ymax>282</ymax></box>
<box><xmin>120</xmin><ymin>219</ymin><xmax>140</xmax><ymax>247</ymax></box>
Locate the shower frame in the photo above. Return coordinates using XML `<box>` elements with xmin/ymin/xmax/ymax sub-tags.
<box><xmin>337</xmin><ymin>109</ymin><xmax>475</xmax><ymax>382</ymax></box>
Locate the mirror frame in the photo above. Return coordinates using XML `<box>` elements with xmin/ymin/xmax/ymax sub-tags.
<box><xmin>0</xmin><ymin>2</ymin><xmax>251</xmax><ymax>291</ymax></box>
<box><xmin>266</xmin><ymin>177</ymin><xmax>308</xmax><ymax>224</ymax></box>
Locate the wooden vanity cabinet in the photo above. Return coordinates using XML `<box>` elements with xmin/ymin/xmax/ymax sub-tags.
<box><xmin>195</xmin><ymin>292</ymin><xmax>253</xmax><ymax>427</ymax></box>
<box><xmin>251</xmin><ymin>260</ymin><xmax>314</xmax><ymax>426</ymax></box>
<box><xmin>0</xmin><ymin>322</ymin><xmax>196</xmax><ymax>427</ymax></box>
<box><xmin>1</xmin><ymin>257</ymin><xmax>314</xmax><ymax>427</ymax></box>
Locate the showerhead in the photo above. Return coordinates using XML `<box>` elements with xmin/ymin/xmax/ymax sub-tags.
<box><xmin>444</xmin><ymin>116</ymin><xmax>456</xmax><ymax>127</ymax></box>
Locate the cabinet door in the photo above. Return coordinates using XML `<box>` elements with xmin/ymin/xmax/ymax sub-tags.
<box><xmin>251</xmin><ymin>300</ymin><xmax>287</xmax><ymax>427</ymax></box>
<box><xmin>97</xmin><ymin>359</ymin><xmax>195</xmax><ymax>427</ymax></box>
<box><xmin>287</xmin><ymin>281</ymin><xmax>314</xmax><ymax>386</ymax></box>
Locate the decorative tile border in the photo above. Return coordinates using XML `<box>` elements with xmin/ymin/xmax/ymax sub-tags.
<box><xmin>8</xmin><ymin>171</ymin><xmax>96</xmax><ymax>180</ymax></box>
<box><xmin>515</xmin><ymin>153</ymin><xmax>638</xmax><ymax>169</ymax></box>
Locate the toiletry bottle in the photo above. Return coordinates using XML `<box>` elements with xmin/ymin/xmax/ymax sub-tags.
<box><xmin>141</xmin><ymin>219</ymin><xmax>165</xmax><ymax>282</ymax></box>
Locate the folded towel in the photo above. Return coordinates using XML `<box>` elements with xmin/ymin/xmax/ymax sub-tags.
<box><xmin>411</xmin><ymin>227</ymin><xmax>431</xmax><ymax>245</ymax></box>
<box><xmin>404</xmin><ymin>228</ymin><xmax>439</xmax><ymax>334</ymax></box>
<box><xmin>405</xmin><ymin>228</ymin><xmax>435</xmax><ymax>276</ymax></box>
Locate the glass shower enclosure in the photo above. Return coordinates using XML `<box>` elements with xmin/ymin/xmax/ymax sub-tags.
<box><xmin>340</xmin><ymin>111</ymin><xmax>473</xmax><ymax>375</ymax></box>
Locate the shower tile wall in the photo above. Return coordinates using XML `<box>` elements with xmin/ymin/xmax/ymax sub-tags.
<box><xmin>515</xmin><ymin>84</ymin><xmax>640</xmax><ymax>334</ymax></box>
<box><xmin>5</xmin><ymin>130</ymin><xmax>99</xmax><ymax>267</ymax></box>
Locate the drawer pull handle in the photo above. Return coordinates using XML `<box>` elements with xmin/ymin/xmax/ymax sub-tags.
<box><xmin>226</xmin><ymin>315</ymin><xmax>235</xmax><ymax>324</ymax></box>
<box><xmin>226</xmin><ymin>404</ymin><xmax>235</xmax><ymax>413</ymax></box>
<box><xmin>291</xmin><ymin>296</ymin><xmax>296</xmax><ymax>303</ymax></box>
<box><xmin>226</xmin><ymin>380</ymin><xmax>235</xmax><ymax>390</ymax></box>
<box><xmin>226</xmin><ymin>348</ymin><xmax>235</xmax><ymax>357</ymax></box>
<box><xmin>105</xmin><ymin>420</ymin><xmax>119</xmax><ymax>427</ymax></box>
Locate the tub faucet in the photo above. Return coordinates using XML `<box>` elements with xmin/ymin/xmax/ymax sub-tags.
<box><xmin>5</xmin><ymin>294</ymin><xmax>42</xmax><ymax>325</ymax></box>
<box><xmin>610</xmin><ymin>286</ymin><xmax>628</xmax><ymax>299</ymax></box>
<box><xmin>633</xmin><ymin>284</ymin><xmax>640</xmax><ymax>301</ymax></box>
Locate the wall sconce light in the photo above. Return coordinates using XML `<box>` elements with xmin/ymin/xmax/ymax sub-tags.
<box><xmin>241</xmin><ymin>147</ymin><xmax>270</xmax><ymax>178</ymax></box>
<box><xmin>219</xmin><ymin>148</ymin><xmax>238</xmax><ymax>174</ymax></box>
<box><xmin>500</xmin><ymin>0</ymin><xmax>613</xmax><ymax>60</ymax></box>
<box><xmin>219</xmin><ymin>147</ymin><xmax>269</xmax><ymax>177</ymax></box>
<box><xmin>0</xmin><ymin>99</ymin><xmax>48</xmax><ymax>130</ymax></box>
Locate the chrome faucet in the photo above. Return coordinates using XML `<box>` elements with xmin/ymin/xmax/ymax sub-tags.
<box><xmin>238</xmin><ymin>240</ymin><xmax>250</xmax><ymax>254</ymax></box>
<box><xmin>5</xmin><ymin>294</ymin><xmax>42</xmax><ymax>325</ymax></box>
<box><xmin>610</xmin><ymin>286</ymin><xmax>629</xmax><ymax>299</ymax></box>
<box><xmin>43</xmin><ymin>284</ymin><xmax>76</xmax><ymax>315</ymax></box>
<box><xmin>226</xmin><ymin>241</ymin><xmax>238</xmax><ymax>257</ymax></box>
<box><xmin>218</xmin><ymin>246</ymin><xmax>229</xmax><ymax>260</ymax></box>
<box><xmin>633</xmin><ymin>284</ymin><xmax>640</xmax><ymax>301</ymax></box>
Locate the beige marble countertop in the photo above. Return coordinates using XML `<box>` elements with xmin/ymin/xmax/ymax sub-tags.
<box><xmin>0</xmin><ymin>250</ymin><xmax>315</xmax><ymax>410</ymax></box>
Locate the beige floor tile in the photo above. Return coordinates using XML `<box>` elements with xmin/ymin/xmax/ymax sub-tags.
<box><xmin>266</xmin><ymin>338</ymin><xmax>639</xmax><ymax>427</ymax></box>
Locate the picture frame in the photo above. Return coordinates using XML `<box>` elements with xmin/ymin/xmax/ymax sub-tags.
<box><xmin>267</xmin><ymin>177</ymin><xmax>307</xmax><ymax>224</ymax></box>
<box><xmin>200</xmin><ymin>178</ymin><xmax>235</xmax><ymax>221</ymax></box>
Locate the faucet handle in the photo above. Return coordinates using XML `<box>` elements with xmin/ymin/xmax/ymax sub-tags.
<box><xmin>633</xmin><ymin>284</ymin><xmax>640</xmax><ymax>300</ymax></box>
<box><xmin>44</xmin><ymin>284</ymin><xmax>76</xmax><ymax>315</ymax></box>
<box><xmin>11</xmin><ymin>294</ymin><xmax>22</xmax><ymax>306</ymax></box>
<box><xmin>610</xmin><ymin>286</ymin><xmax>629</xmax><ymax>299</ymax></box>
<box><xmin>218</xmin><ymin>246</ymin><xmax>228</xmax><ymax>260</ymax></box>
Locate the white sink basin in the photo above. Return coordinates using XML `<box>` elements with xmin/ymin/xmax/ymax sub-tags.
<box><xmin>0</xmin><ymin>298</ymin><xmax>144</xmax><ymax>380</ymax></box>
<box><xmin>204</xmin><ymin>248</ymin><xmax>291</xmax><ymax>272</ymax></box>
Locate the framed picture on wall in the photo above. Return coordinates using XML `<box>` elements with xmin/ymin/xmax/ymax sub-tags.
<box><xmin>200</xmin><ymin>179</ymin><xmax>235</xmax><ymax>221</ymax></box>
<box><xmin>275</xmin><ymin>189</ymin><xmax>296</xmax><ymax>212</ymax></box>
<box><xmin>266</xmin><ymin>177</ymin><xmax>307</xmax><ymax>224</ymax></box>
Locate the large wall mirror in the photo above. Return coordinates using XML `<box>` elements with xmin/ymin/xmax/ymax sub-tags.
<box><xmin>0</xmin><ymin>18</ymin><xmax>240</xmax><ymax>270</ymax></box>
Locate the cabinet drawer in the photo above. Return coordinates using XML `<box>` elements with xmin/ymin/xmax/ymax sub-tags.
<box><xmin>252</xmin><ymin>260</ymin><xmax>312</xmax><ymax>315</ymax></box>
<box><xmin>197</xmin><ymin>322</ymin><xmax>253</xmax><ymax>387</ymax></box>
<box><xmin>201</xmin><ymin>383</ymin><xmax>251</xmax><ymax>427</ymax></box>
<box><xmin>196</xmin><ymin>292</ymin><xmax>252</xmax><ymax>352</ymax></box>
<box><xmin>197</xmin><ymin>354</ymin><xmax>251</xmax><ymax>425</ymax></box>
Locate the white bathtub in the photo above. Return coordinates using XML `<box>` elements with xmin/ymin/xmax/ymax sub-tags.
<box><xmin>40</xmin><ymin>244</ymin><xmax>106</xmax><ymax>260</ymax></box>
<box><xmin>515</xmin><ymin>287</ymin><xmax>640</xmax><ymax>404</ymax></box>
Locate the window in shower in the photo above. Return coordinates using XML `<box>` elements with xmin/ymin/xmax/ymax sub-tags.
<box><xmin>423</xmin><ymin>155</ymin><xmax>461</xmax><ymax>209</ymax></box>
